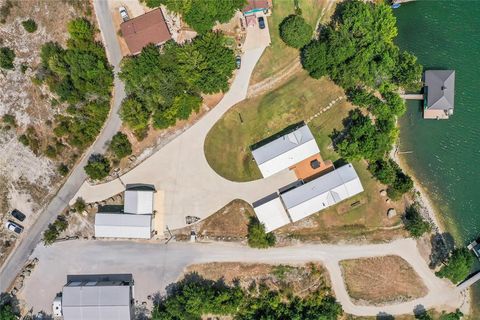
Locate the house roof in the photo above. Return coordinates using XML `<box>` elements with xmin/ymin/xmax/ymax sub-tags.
<box><xmin>124</xmin><ymin>189</ymin><xmax>154</xmax><ymax>214</ymax></box>
<box><xmin>425</xmin><ymin>70</ymin><xmax>455</xmax><ymax>110</ymax></box>
<box><xmin>95</xmin><ymin>213</ymin><xmax>151</xmax><ymax>239</ymax></box>
<box><xmin>120</xmin><ymin>8</ymin><xmax>171</xmax><ymax>55</ymax></box>
<box><xmin>281</xmin><ymin>164</ymin><xmax>364</xmax><ymax>222</ymax></box>
<box><xmin>62</xmin><ymin>279</ymin><xmax>132</xmax><ymax>320</ymax></box>
<box><xmin>251</xmin><ymin>124</ymin><xmax>320</xmax><ymax>178</ymax></box>
<box><xmin>243</xmin><ymin>0</ymin><xmax>272</xmax><ymax>14</ymax></box>
<box><xmin>252</xmin><ymin>193</ymin><xmax>291</xmax><ymax>232</ymax></box>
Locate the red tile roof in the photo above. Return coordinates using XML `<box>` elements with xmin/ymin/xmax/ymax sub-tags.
<box><xmin>242</xmin><ymin>0</ymin><xmax>272</xmax><ymax>13</ymax></box>
<box><xmin>120</xmin><ymin>8</ymin><xmax>171</xmax><ymax>55</ymax></box>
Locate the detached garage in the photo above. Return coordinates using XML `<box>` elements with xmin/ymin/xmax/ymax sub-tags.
<box><xmin>95</xmin><ymin>213</ymin><xmax>152</xmax><ymax>239</ymax></box>
<box><xmin>252</xmin><ymin>193</ymin><xmax>291</xmax><ymax>232</ymax></box>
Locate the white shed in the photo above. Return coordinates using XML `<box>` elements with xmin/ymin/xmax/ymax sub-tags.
<box><xmin>95</xmin><ymin>213</ymin><xmax>152</xmax><ymax>239</ymax></box>
<box><xmin>252</xmin><ymin>193</ymin><xmax>291</xmax><ymax>232</ymax></box>
<box><xmin>124</xmin><ymin>185</ymin><xmax>155</xmax><ymax>215</ymax></box>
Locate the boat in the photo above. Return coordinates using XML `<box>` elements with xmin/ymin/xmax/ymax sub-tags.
<box><xmin>392</xmin><ymin>3</ymin><xmax>401</xmax><ymax>9</ymax></box>
<box><xmin>467</xmin><ymin>238</ymin><xmax>480</xmax><ymax>259</ymax></box>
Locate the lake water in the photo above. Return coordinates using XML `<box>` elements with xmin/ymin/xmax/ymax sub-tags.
<box><xmin>393</xmin><ymin>0</ymin><xmax>480</xmax><ymax>311</ymax></box>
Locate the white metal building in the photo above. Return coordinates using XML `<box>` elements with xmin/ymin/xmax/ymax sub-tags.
<box><xmin>60</xmin><ymin>274</ymin><xmax>134</xmax><ymax>320</ymax></box>
<box><xmin>281</xmin><ymin>164</ymin><xmax>364</xmax><ymax>222</ymax></box>
<box><xmin>95</xmin><ymin>213</ymin><xmax>152</xmax><ymax>239</ymax></box>
<box><xmin>252</xmin><ymin>193</ymin><xmax>291</xmax><ymax>232</ymax></box>
<box><xmin>252</xmin><ymin>124</ymin><xmax>320</xmax><ymax>178</ymax></box>
<box><xmin>124</xmin><ymin>184</ymin><xmax>155</xmax><ymax>214</ymax></box>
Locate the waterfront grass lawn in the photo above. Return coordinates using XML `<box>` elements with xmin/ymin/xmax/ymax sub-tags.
<box><xmin>340</xmin><ymin>256</ymin><xmax>428</xmax><ymax>305</ymax></box>
<box><xmin>205</xmin><ymin>72</ymin><xmax>347</xmax><ymax>182</ymax></box>
<box><xmin>250</xmin><ymin>0</ymin><xmax>333</xmax><ymax>84</ymax></box>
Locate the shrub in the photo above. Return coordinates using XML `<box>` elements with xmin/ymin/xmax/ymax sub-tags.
<box><xmin>436</xmin><ymin>248</ymin><xmax>475</xmax><ymax>284</ymax></box>
<box><xmin>43</xmin><ymin>215</ymin><xmax>68</xmax><ymax>245</ymax></box>
<box><xmin>0</xmin><ymin>46</ymin><xmax>15</xmax><ymax>70</ymax></box>
<box><xmin>369</xmin><ymin>159</ymin><xmax>396</xmax><ymax>185</ymax></box>
<box><xmin>403</xmin><ymin>204</ymin><xmax>431</xmax><ymax>238</ymax></box>
<box><xmin>58</xmin><ymin>163</ymin><xmax>69</xmax><ymax>176</ymax></box>
<box><xmin>247</xmin><ymin>216</ymin><xmax>276</xmax><ymax>249</ymax></box>
<box><xmin>18</xmin><ymin>134</ymin><xmax>29</xmax><ymax>146</ymax></box>
<box><xmin>22</xmin><ymin>19</ymin><xmax>37</xmax><ymax>33</ymax></box>
<box><xmin>44</xmin><ymin>145</ymin><xmax>58</xmax><ymax>158</ymax></box>
<box><xmin>279</xmin><ymin>15</ymin><xmax>313</xmax><ymax>49</ymax></box>
<box><xmin>73</xmin><ymin>197</ymin><xmax>86</xmax><ymax>213</ymax></box>
<box><xmin>2</xmin><ymin>114</ymin><xmax>16</xmax><ymax>128</ymax></box>
<box><xmin>439</xmin><ymin>310</ymin><xmax>463</xmax><ymax>320</ymax></box>
<box><xmin>110</xmin><ymin>132</ymin><xmax>132</xmax><ymax>159</ymax></box>
<box><xmin>387</xmin><ymin>169</ymin><xmax>413</xmax><ymax>200</ymax></box>
<box><xmin>0</xmin><ymin>303</ymin><xmax>17</xmax><ymax>320</ymax></box>
<box><xmin>84</xmin><ymin>154</ymin><xmax>111</xmax><ymax>180</ymax></box>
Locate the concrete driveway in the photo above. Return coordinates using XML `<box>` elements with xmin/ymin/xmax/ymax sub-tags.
<box><xmin>73</xmin><ymin>29</ymin><xmax>295</xmax><ymax>230</ymax></box>
<box><xmin>20</xmin><ymin>239</ymin><xmax>463</xmax><ymax>317</ymax></box>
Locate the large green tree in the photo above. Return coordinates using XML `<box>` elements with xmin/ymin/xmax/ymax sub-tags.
<box><xmin>109</xmin><ymin>132</ymin><xmax>132</xmax><ymax>159</ymax></box>
<box><xmin>84</xmin><ymin>154</ymin><xmax>111</xmax><ymax>180</ymax></box>
<box><xmin>279</xmin><ymin>15</ymin><xmax>313</xmax><ymax>49</ymax></box>
<box><xmin>403</xmin><ymin>205</ymin><xmax>431</xmax><ymax>238</ymax></box>
<box><xmin>436</xmin><ymin>248</ymin><xmax>475</xmax><ymax>284</ymax></box>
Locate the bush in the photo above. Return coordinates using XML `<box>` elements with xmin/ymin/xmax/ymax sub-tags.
<box><xmin>58</xmin><ymin>163</ymin><xmax>69</xmax><ymax>176</ymax></box>
<box><xmin>0</xmin><ymin>46</ymin><xmax>15</xmax><ymax>70</ymax></box>
<box><xmin>279</xmin><ymin>15</ymin><xmax>313</xmax><ymax>49</ymax></box>
<box><xmin>43</xmin><ymin>216</ymin><xmax>68</xmax><ymax>245</ymax></box>
<box><xmin>2</xmin><ymin>114</ymin><xmax>16</xmax><ymax>128</ymax></box>
<box><xmin>439</xmin><ymin>310</ymin><xmax>463</xmax><ymax>320</ymax></box>
<box><xmin>436</xmin><ymin>248</ymin><xmax>475</xmax><ymax>284</ymax></box>
<box><xmin>247</xmin><ymin>216</ymin><xmax>276</xmax><ymax>249</ymax></box>
<box><xmin>73</xmin><ymin>197</ymin><xmax>86</xmax><ymax>213</ymax></box>
<box><xmin>22</xmin><ymin>19</ymin><xmax>37</xmax><ymax>33</ymax></box>
<box><xmin>84</xmin><ymin>154</ymin><xmax>111</xmax><ymax>180</ymax></box>
<box><xmin>387</xmin><ymin>169</ymin><xmax>413</xmax><ymax>200</ymax></box>
<box><xmin>403</xmin><ymin>204</ymin><xmax>431</xmax><ymax>238</ymax></box>
<box><xmin>0</xmin><ymin>303</ymin><xmax>17</xmax><ymax>320</ymax></box>
<box><xmin>110</xmin><ymin>132</ymin><xmax>132</xmax><ymax>159</ymax></box>
<box><xmin>44</xmin><ymin>145</ymin><xmax>58</xmax><ymax>158</ymax></box>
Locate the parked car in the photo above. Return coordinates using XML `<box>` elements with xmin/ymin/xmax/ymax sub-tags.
<box><xmin>5</xmin><ymin>220</ymin><xmax>24</xmax><ymax>234</ymax></box>
<box><xmin>235</xmin><ymin>55</ymin><xmax>241</xmax><ymax>69</ymax></box>
<box><xmin>119</xmin><ymin>6</ymin><xmax>129</xmax><ymax>22</ymax></box>
<box><xmin>258</xmin><ymin>16</ymin><xmax>265</xmax><ymax>29</ymax></box>
<box><xmin>11</xmin><ymin>209</ymin><xmax>26</xmax><ymax>222</ymax></box>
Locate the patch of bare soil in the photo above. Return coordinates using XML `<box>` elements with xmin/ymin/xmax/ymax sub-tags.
<box><xmin>340</xmin><ymin>255</ymin><xmax>428</xmax><ymax>306</ymax></box>
<box><xmin>172</xmin><ymin>199</ymin><xmax>254</xmax><ymax>242</ymax></box>
<box><xmin>184</xmin><ymin>262</ymin><xmax>331</xmax><ymax>298</ymax></box>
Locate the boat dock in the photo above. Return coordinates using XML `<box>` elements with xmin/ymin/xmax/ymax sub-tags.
<box><xmin>457</xmin><ymin>270</ymin><xmax>480</xmax><ymax>292</ymax></box>
<box><xmin>400</xmin><ymin>94</ymin><xmax>424</xmax><ymax>100</ymax></box>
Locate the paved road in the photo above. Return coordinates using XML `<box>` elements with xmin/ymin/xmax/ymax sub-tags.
<box><xmin>0</xmin><ymin>0</ymin><xmax>125</xmax><ymax>293</ymax></box>
<box><xmin>20</xmin><ymin>239</ymin><xmax>462</xmax><ymax>316</ymax></box>
<box><xmin>73</xmin><ymin>24</ymin><xmax>297</xmax><ymax>230</ymax></box>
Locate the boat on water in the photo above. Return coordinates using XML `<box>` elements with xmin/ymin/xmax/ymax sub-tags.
<box><xmin>392</xmin><ymin>3</ymin><xmax>401</xmax><ymax>9</ymax></box>
<box><xmin>467</xmin><ymin>238</ymin><xmax>480</xmax><ymax>259</ymax></box>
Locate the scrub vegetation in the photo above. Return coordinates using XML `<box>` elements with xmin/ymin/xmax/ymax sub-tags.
<box><xmin>247</xmin><ymin>216</ymin><xmax>276</xmax><ymax>248</ymax></box>
<box><xmin>0</xmin><ymin>46</ymin><xmax>15</xmax><ymax>69</ymax></box>
<box><xmin>435</xmin><ymin>248</ymin><xmax>475</xmax><ymax>284</ymax></box>
<box><xmin>84</xmin><ymin>154</ymin><xmax>111</xmax><ymax>181</ymax></box>
<box><xmin>119</xmin><ymin>32</ymin><xmax>235</xmax><ymax>138</ymax></box>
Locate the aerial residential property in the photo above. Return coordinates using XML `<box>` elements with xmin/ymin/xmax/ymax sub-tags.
<box><xmin>94</xmin><ymin>184</ymin><xmax>155</xmax><ymax>239</ymax></box>
<box><xmin>53</xmin><ymin>274</ymin><xmax>135</xmax><ymax>320</ymax></box>
<box><xmin>423</xmin><ymin>70</ymin><xmax>456</xmax><ymax>120</ymax></box>
<box><xmin>120</xmin><ymin>8</ymin><xmax>171</xmax><ymax>55</ymax></box>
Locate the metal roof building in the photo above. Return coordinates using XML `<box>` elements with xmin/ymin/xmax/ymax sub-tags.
<box><xmin>281</xmin><ymin>164</ymin><xmax>364</xmax><ymax>222</ymax></box>
<box><xmin>124</xmin><ymin>184</ymin><xmax>155</xmax><ymax>214</ymax></box>
<box><xmin>424</xmin><ymin>70</ymin><xmax>455</xmax><ymax>119</ymax></box>
<box><xmin>252</xmin><ymin>124</ymin><xmax>320</xmax><ymax>178</ymax></box>
<box><xmin>252</xmin><ymin>193</ymin><xmax>291</xmax><ymax>232</ymax></box>
<box><xmin>95</xmin><ymin>213</ymin><xmax>152</xmax><ymax>239</ymax></box>
<box><xmin>61</xmin><ymin>274</ymin><xmax>134</xmax><ymax>320</ymax></box>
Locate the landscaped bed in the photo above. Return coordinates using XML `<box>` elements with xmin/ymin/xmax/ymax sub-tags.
<box><xmin>340</xmin><ymin>255</ymin><xmax>428</xmax><ymax>305</ymax></box>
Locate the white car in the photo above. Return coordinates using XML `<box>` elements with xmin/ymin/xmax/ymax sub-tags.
<box><xmin>5</xmin><ymin>220</ymin><xmax>23</xmax><ymax>234</ymax></box>
<box><xmin>119</xmin><ymin>6</ymin><xmax>129</xmax><ymax>22</ymax></box>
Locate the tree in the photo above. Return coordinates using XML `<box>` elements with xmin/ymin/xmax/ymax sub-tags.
<box><xmin>403</xmin><ymin>204</ymin><xmax>431</xmax><ymax>238</ymax></box>
<box><xmin>73</xmin><ymin>197</ymin><xmax>86</xmax><ymax>213</ymax></box>
<box><xmin>84</xmin><ymin>154</ymin><xmax>111</xmax><ymax>180</ymax></box>
<box><xmin>369</xmin><ymin>159</ymin><xmax>396</xmax><ymax>185</ymax></box>
<box><xmin>110</xmin><ymin>132</ymin><xmax>132</xmax><ymax>159</ymax></box>
<box><xmin>119</xmin><ymin>96</ymin><xmax>150</xmax><ymax>139</ymax></box>
<box><xmin>301</xmin><ymin>40</ymin><xmax>329</xmax><ymax>79</ymax></box>
<box><xmin>21</xmin><ymin>18</ymin><xmax>37</xmax><ymax>33</ymax></box>
<box><xmin>279</xmin><ymin>15</ymin><xmax>313</xmax><ymax>49</ymax></box>
<box><xmin>0</xmin><ymin>303</ymin><xmax>17</xmax><ymax>320</ymax></box>
<box><xmin>439</xmin><ymin>309</ymin><xmax>463</xmax><ymax>320</ymax></box>
<box><xmin>393</xmin><ymin>51</ymin><xmax>423</xmax><ymax>89</ymax></box>
<box><xmin>0</xmin><ymin>46</ymin><xmax>15</xmax><ymax>69</ymax></box>
<box><xmin>415</xmin><ymin>310</ymin><xmax>433</xmax><ymax>320</ymax></box>
<box><xmin>387</xmin><ymin>169</ymin><xmax>413</xmax><ymax>200</ymax></box>
<box><xmin>436</xmin><ymin>248</ymin><xmax>475</xmax><ymax>284</ymax></box>
<box><xmin>247</xmin><ymin>217</ymin><xmax>276</xmax><ymax>249</ymax></box>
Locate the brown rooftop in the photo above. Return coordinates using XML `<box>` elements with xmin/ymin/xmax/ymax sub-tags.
<box><xmin>243</xmin><ymin>0</ymin><xmax>272</xmax><ymax>14</ymax></box>
<box><xmin>120</xmin><ymin>8</ymin><xmax>171</xmax><ymax>55</ymax></box>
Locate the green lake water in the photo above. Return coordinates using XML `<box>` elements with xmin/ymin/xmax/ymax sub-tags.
<box><xmin>393</xmin><ymin>0</ymin><xmax>480</xmax><ymax>311</ymax></box>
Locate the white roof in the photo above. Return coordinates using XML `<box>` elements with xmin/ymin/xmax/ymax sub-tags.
<box><xmin>253</xmin><ymin>194</ymin><xmax>291</xmax><ymax>232</ymax></box>
<box><xmin>124</xmin><ymin>189</ymin><xmax>154</xmax><ymax>214</ymax></box>
<box><xmin>281</xmin><ymin>164</ymin><xmax>364</xmax><ymax>222</ymax></box>
<box><xmin>62</xmin><ymin>284</ymin><xmax>132</xmax><ymax>320</ymax></box>
<box><xmin>95</xmin><ymin>213</ymin><xmax>151</xmax><ymax>239</ymax></box>
<box><xmin>252</xmin><ymin>124</ymin><xmax>320</xmax><ymax>178</ymax></box>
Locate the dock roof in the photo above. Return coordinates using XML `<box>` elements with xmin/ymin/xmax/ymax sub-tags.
<box><xmin>425</xmin><ymin>70</ymin><xmax>455</xmax><ymax>111</ymax></box>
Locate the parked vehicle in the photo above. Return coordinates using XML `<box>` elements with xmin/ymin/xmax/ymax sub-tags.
<box><xmin>11</xmin><ymin>209</ymin><xmax>26</xmax><ymax>222</ymax></box>
<box><xmin>119</xmin><ymin>6</ymin><xmax>129</xmax><ymax>22</ymax></box>
<box><xmin>5</xmin><ymin>220</ymin><xmax>24</xmax><ymax>234</ymax></box>
<box><xmin>235</xmin><ymin>55</ymin><xmax>241</xmax><ymax>69</ymax></box>
<box><xmin>258</xmin><ymin>16</ymin><xmax>265</xmax><ymax>29</ymax></box>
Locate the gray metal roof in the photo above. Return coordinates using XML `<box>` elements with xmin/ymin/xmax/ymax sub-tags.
<box><xmin>95</xmin><ymin>213</ymin><xmax>151</xmax><ymax>227</ymax></box>
<box><xmin>124</xmin><ymin>189</ymin><xmax>154</xmax><ymax>214</ymax></box>
<box><xmin>251</xmin><ymin>124</ymin><xmax>316</xmax><ymax>165</ymax></box>
<box><xmin>62</xmin><ymin>278</ymin><xmax>133</xmax><ymax>320</ymax></box>
<box><xmin>425</xmin><ymin>70</ymin><xmax>455</xmax><ymax>110</ymax></box>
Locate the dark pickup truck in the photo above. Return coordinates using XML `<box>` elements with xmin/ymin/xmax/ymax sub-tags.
<box><xmin>11</xmin><ymin>209</ymin><xmax>26</xmax><ymax>222</ymax></box>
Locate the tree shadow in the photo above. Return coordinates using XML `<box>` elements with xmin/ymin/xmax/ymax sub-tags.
<box><xmin>0</xmin><ymin>292</ymin><xmax>20</xmax><ymax>315</ymax></box>
<box><xmin>413</xmin><ymin>304</ymin><xmax>427</xmax><ymax>318</ymax></box>
<box><xmin>429</xmin><ymin>232</ymin><xmax>455</xmax><ymax>269</ymax></box>
<box><xmin>376</xmin><ymin>312</ymin><xmax>395</xmax><ymax>320</ymax></box>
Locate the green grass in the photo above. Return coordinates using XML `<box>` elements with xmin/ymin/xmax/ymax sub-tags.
<box><xmin>205</xmin><ymin>72</ymin><xmax>348</xmax><ymax>182</ymax></box>
<box><xmin>251</xmin><ymin>0</ymin><xmax>332</xmax><ymax>84</ymax></box>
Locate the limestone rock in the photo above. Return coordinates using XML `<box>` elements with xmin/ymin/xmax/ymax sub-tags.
<box><xmin>387</xmin><ymin>208</ymin><xmax>397</xmax><ymax>219</ymax></box>
<box><xmin>380</xmin><ymin>189</ymin><xmax>387</xmax><ymax>197</ymax></box>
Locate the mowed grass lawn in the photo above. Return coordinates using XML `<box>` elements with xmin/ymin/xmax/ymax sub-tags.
<box><xmin>251</xmin><ymin>0</ymin><xmax>333</xmax><ymax>84</ymax></box>
<box><xmin>205</xmin><ymin>72</ymin><xmax>348</xmax><ymax>182</ymax></box>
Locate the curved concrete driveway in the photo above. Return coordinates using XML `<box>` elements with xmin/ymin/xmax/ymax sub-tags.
<box><xmin>21</xmin><ymin>238</ymin><xmax>462</xmax><ymax>316</ymax></box>
<box><xmin>74</xmin><ymin>33</ymin><xmax>297</xmax><ymax>230</ymax></box>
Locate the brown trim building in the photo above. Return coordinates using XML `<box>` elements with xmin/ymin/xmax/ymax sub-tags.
<box><xmin>120</xmin><ymin>8</ymin><xmax>171</xmax><ymax>55</ymax></box>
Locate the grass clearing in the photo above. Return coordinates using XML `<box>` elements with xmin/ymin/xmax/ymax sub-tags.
<box><xmin>250</xmin><ymin>0</ymin><xmax>332</xmax><ymax>84</ymax></box>
<box><xmin>340</xmin><ymin>255</ymin><xmax>428</xmax><ymax>305</ymax></box>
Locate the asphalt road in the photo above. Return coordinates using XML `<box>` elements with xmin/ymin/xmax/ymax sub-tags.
<box><xmin>0</xmin><ymin>0</ymin><xmax>125</xmax><ymax>292</ymax></box>
<box><xmin>21</xmin><ymin>239</ymin><xmax>464</xmax><ymax>317</ymax></box>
